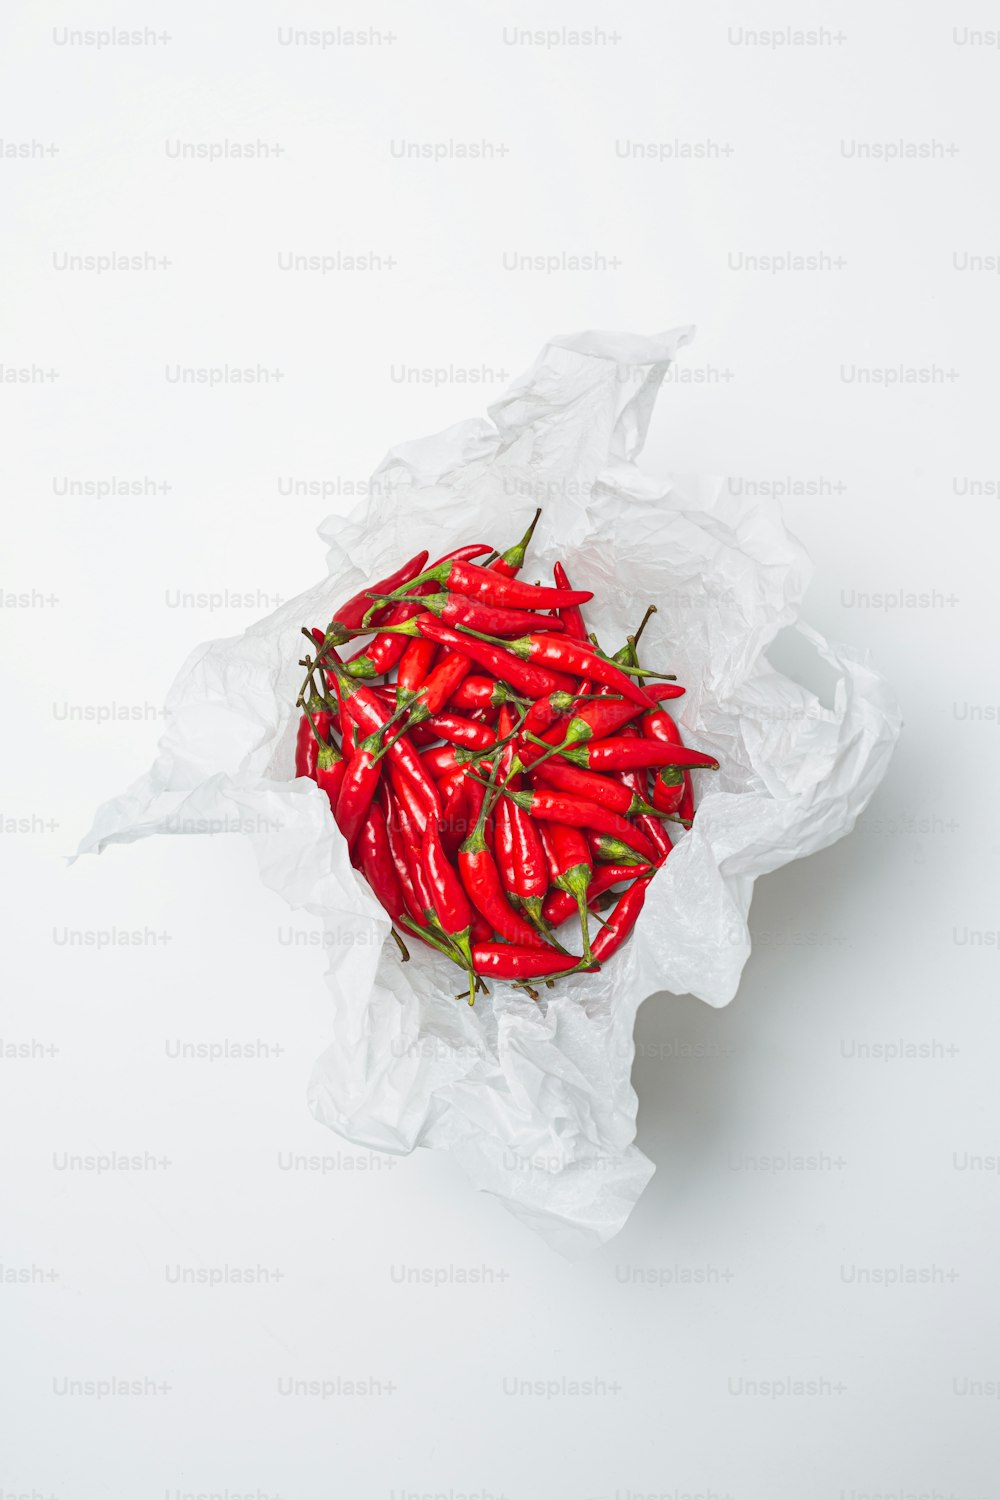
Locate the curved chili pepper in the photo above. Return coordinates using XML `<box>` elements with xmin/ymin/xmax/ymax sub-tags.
<box><xmin>471</xmin><ymin>945</ymin><xmax>586</xmax><ymax>981</ymax></box>
<box><xmin>399</xmin><ymin>618</ymin><xmax>576</xmax><ymax>701</ymax></box>
<box><xmin>410</xmin><ymin>592</ymin><xmax>565</xmax><ymax>639</ymax></box>
<box><xmin>653</xmin><ymin>765</ymin><xmax>685</xmax><ymax>816</ymax></box>
<box><xmin>439</xmin><ymin>778</ymin><xmax>471</xmax><ymax>859</ymax></box>
<box><xmin>382</xmin><ymin>784</ymin><xmax>428</xmax><ymax>929</ymax></box>
<box><xmin>422</xmin><ymin>816</ymin><xmax>475</xmax><ymax>1002</ymax></box>
<box><xmin>677</xmin><ymin>773</ymin><xmax>695</xmax><ymax>827</ymax></box>
<box><xmin>543</xmin><ymin>864</ymin><xmax>648</xmax><ymax>927</ymax></box>
<box><xmin>425</xmin><ymin>713</ymin><xmax>496</xmax><ymax>752</ymax></box>
<box><xmin>546</xmin><ymin>820</ymin><xmax>595</xmax><ymax>961</ymax></box>
<box><xmin>590</xmin><ymin>878</ymin><xmax>650</xmax><ymax>962</ymax></box>
<box><xmin>325</xmin><ymin>663</ymin><xmax>442</xmax><ymax>817</ymax></box>
<box><xmin>484</xmin><ymin>783</ymin><xmax>659</xmax><ymax>864</ymax></box>
<box><xmin>489</xmin><ymin>508</ymin><xmax>541</xmax><ymax>577</ymax></box>
<box><xmin>343</xmin><ymin>589</ymin><xmax>433</xmax><ymax>680</ymax></box>
<box><xmin>397</xmin><ymin>634</ymin><xmax>438</xmax><ymax>705</ymax></box>
<box><xmin>334</xmin><ymin>728</ymin><xmax>384</xmax><ymax>847</ymax></box>
<box><xmin>457</xmin><ymin>758</ymin><xmax>547</xmax><ymax>951</ymax></box>
<box><xmin>295</xmin><ymin>694</ymin><xmax>333</xmax><ymax>778</ymax></box>
<box><xmin>327</xmin><ymin>550</ymin><xmax>428</xmax><ymax>641</ymax></box>
<box><xmin>387</xmin><ymin>757</ymin><xmax>430</xmax><ymax>837</ymax></box>
<box><xmin>530</xmin><ymin>758</ymin><xmax>666</xmax><ymax>820</ymax></box>
<box><xmin>467</xmin><ymin>631</ymin><xmax>656</xmax><ymax>710</ymax></box>
<box><xmin>366</xmin><ymin>558</ymin><xmax>592</xmax><ymax>624</ymax></box>
<box><xmin>447</xmin><ymin>675</ymin><xmax>523</xmax><ymax>714</ymax></box>
<box><xmin>643</xmin><ymin>708</ymin><xmax>688</xmax><ymax>814</ymax></box>
<box><xmin>356</xmin><ymin>802</ymin><xmax>407</xmax><ymax>932</ymax></box>
<box><xmin>314</xmin><ymin>740</ymin><xmax>346</xmax><ymax>811</ymax></box>
<box><xmin>430</xmin><ymin>543</ymin><xmax>493</xmax><ymax>567</ymax></box>
<box><xmin>557</xmin><ymin>737</ymin><xmax>718</xmax><ymax>773</ymax></box>
<box><xmin>551</xmin><ymin>560</ymin><xmax>589</xmax><ymax>643</ymax></box>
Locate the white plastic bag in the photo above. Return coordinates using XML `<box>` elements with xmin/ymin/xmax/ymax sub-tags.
<box><xmin>79</xmin><ymin>328</ymin><xmax>901</xmax><ymax>1258</ymax></box>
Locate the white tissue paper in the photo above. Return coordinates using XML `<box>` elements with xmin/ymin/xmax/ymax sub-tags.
<box><xmin>79</xmin><ymin>328</ymin><xmax>901</xmax><ymax>1258</ymax></box>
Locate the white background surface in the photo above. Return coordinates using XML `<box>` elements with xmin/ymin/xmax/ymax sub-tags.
<box><xmin>2</xmin><ymin>1</ymin><xmax>997</xmax><ymax>1495</ymax></box>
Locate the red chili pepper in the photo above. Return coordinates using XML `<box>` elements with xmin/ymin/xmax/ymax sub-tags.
<box><xmin>489</xmin><ymin>508</ymin><xmax>542</xmax><ymax>577</ymax></box>
<box><xmin>425</xmin><ymin>713</ymin><xmax>495</xmax><ymax>752</ymax></box>
<box><xmin>457</xmin><ymin>777</ymin><xmax>549</xmax><ymax>951</ymax></box>
<box><xmin>327</xmin><ymin>550</ymin><xmax>429</xmax><ymax>641</ymax></box>
<box><xmin>590</xmin><ymin>878</ymin><xmax>650</xmax><ymax>962</ymax></box>
<box><xmin>557</xmin><ymin>737</ymin><xmax>718</xmax><ymax>773</ymax></box>
<box><xmin>295</xmin><ymin>694</ymin><xmax>333</xmax><ymax>778</ymax></box>
<box><xmin>543</xmin><ymin>864</ymin><xmax>648</xmax><ymax>927</ymax></box>
<box><xmin>325</xmin><ymin>662</ymin><xmax>442</xmax><ymax>817</ymax></box>
<box><xmin>439</xmin><ymin>778</ymin><xmax>471</xmax><ymax>859</ymax></box>
<box><xmin>382</xmin><ymin>784</ymin><xmax>428</xmax><ymax>929</ymax></box>
<box><xmin>334</xmin><ymin>728</ymin><xmax>384</xmax><ymax>847</ymax></box>
<box><xmin>314</xmin><ymin>740</ymin><xmax>346</xmax><ymax>811</ymax></box>
<box><xmin>343</xmin><ymin>589</ymin><xmax>433</xmax><ymax>680</ymax></box>
<box><xmin>677</xmin><ymin>773</ymin><xmax>695</xmax><ymax>826</ymax></box>
<box><xmin>397</xmin><ymin>634</ymin><xmax>438</xmax><ymax>704</ymax></box>
<box><xmin>421</xmin><ymin>745</ymin><xmax>463</xmax><ymax>781</ymax></box>
<box><xmin>486</xmin><ymin>783</ymin><xmax>659</xmax><ymax>864</ymax></box>
<box><xmin>471</xmin><ymin>945</ymin><xmax>585</xmax><ymax>981</ymax></box>
<box><xmin>471</xmin><ymin>631</ymin><xmax>656</xmax><ymax>710</ymax></box>
<box><xmin>404</xmin><ymin>618</ymin><xmax>576</xmax><ymax>701</ymax></box>
<box><xmin>400</xmin><ymin>593</ymin><xmax>566</xmax><ymax>639</ymax></box>
<box><xmin>529</xmin><ymin>758</ymin><xmax>665</xmax><ymax>820</ymax></box>
<box><xmin>422</xmin><ymin>816</ymin><xmax>476</xmax><ymax>1001</ymax></box>
<box><xmin>587</xmin><ymin>832</ymin><xmax>657</xmax><ymax>866</ymax></box>
<box><xmin>652</xmin><ymin>765</ymin><xmax>685</xmax><ymax>816</ymax></box>
<box><xmin>431</xmin><ymin>543</ymin><xmax>493</xmax><ymax>567</ymax></box>
<box><xmin>402</xmin><ymin>647</ymin><xmax>475</xmax><ymax>724</ymax></box>
<box><xmin>387</xmin><ymin>758</ymin><xmax>429</xmax><ymax>837</ymax></box>
<box><xmin>546</xmin><ymin>820</ymin><xmax>595</xmax><ymax>960</ymax></box>
<box><xmin>367</xmin><ymin>557</ymin><xmax>592</xmax><ymax>623</ymax></box>
<box><xmin>356</xmin><ymin>802</ymin><xmax>407</xmax><ymax>932</ymax></box>
<box><xmin>447</xmin><ymin>675</ymin><xmax>523</xmax><ymax>714</ymax></box>
<box><xmin>551</xmin><ymin>561</ymin><xmax>589</xmax><ymax>642</ymax></box>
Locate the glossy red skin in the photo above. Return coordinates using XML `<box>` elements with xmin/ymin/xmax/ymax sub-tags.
<box><xmin>345</xmin><ymin>587</ymin><xmax>435</xmax><ymax>679</ymax></box>
<box><xmin>425</xmin><ymin>713</ymin><xmax>495</xmax><ymax>751</ymax></box>
<box><xmin>387</xmin><ymin>758</ymin><xmax>429</xmax><ymax>837</ymax></box>
<box><xmin>295</xmin><ymin>709</ymin><xmax>332</xmax><ymax>778</ymax></box>
<box><xmin>440</xmin><ymin>780</ymin><xmax>470</xmax><ymax>860</ymax></box>
<box><xmin>427</xmin><ymin>594</ymin><xmax>567</xmax><ymax>638</ymax></box>
<box><xmin>505</xmin><ymin>787</ymin><xmax>659</xmax><ymax>864</ymax></box>
<box><xmin>458</xmin><ymin>845</ymin><xmax>547</xmax><ymax>948</ymax></box>
<box><xmin>427</xmin><ymin>558</ymin><xmax>593</xmax><ymax>613</ymax></box>
<box><xmin>314</xmin><ymin>750</ymin><xmax>346</xmax><ymax>812</ymax></box>
<box><xmin>564</xmin><ymin>738</ymin><xmax>718</xmax><ymax>773</ymax></box>
<box><xmin>543</xmin><ymin>864</ymin><xmax>645</xmax><ymax>926</ymax></box>
<box><xmin>677</xmin><ymin>774</ymin><xmax>695</xmax><ymax>825</ymax></box>
<box><xmin>448</xmin><ymin>675</ymin><xmax>510</xmax><ymax>713</ymax></box>
<box><xmin>334</xmin><ymin>744</ymin><xmax>383</xmax><ymax>847</ymax></box>
<box><xmin>510</xmin><ymin>800</ymin><xmax>548</xmax><ymax>900</ymax></box>
<box><xmin>513</xmin><ymin>634</ymin><xmax>655</xmax><ymax>710</ymax></box>
<box><xmin>431</xmin><ymin>544</ymin><xmax>492</xmax><ymax>567</ymax></box>
<box><xmin>398</xmin><ymin>636</ymin><xmax>438</xmax><ymax>698</ymax></box>
<box><xmin>382</xmin><ymin>785</ymin><xmax>427</xmax><ymax>928</ymax></box>
<box><xmin>531</xmin><ymin>759</ymin><xmax>644</xmax><ymax>817</ymax></box>
<box><xmin>422</xmin><ymin>818</ymin><xmax>472</xmax><ymax>938</ymax></box>
<box><xmin>357</xmin><ymin>803</ymin><xmax>406</xmax><ymax>925</ymax></box>
<box><xmin>338</xmin><ymin>678</ymin><xmax>442</xmax><ymax>817</ymax></box>
<box><xmin>421</xmin><ymin>745</ymin><xmax>462</xmax><ymax>780</ymax></box>
<box><xmin>551</xmin><ymin>561</ymin><xmax>589</xmax><ymax>642</ymax></box>
<box><xmin>415</xmin><ymin>618</ymin><xmax>576</xmax><ymax>700</ymax></box>
<box><xmin>471</xmin><ymin>945</ymin><xmax>582</xmax><ymax>980</ymax></box>
<box><xmin>652</xmin><ymin>767</ymin><xmax>685</xmax><ymax>815</ymax></box>
<box><xmin>417</xmin><ymin>649</ymin><xmax>474</xmax><ymax>717</ymax></box>
<box><xmin>590</xmin><ymin>879</ymin><xmax>650</xmax><ymax>962</ymax></box>
<box><xmin>548</xmin><ymin>821</ymin><xmax>592</xmax><ymax>882</ymax></box>
<box><xmin>333</xmin><ymin>551</ymin><xmax>428</xmax><ymax>634</ymax></box>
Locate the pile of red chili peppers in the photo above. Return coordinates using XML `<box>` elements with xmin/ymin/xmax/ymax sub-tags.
<box><xmin>293</xmin><ymin>510</ymin><xmax>718</xmax><ymax>1003</ymax></box>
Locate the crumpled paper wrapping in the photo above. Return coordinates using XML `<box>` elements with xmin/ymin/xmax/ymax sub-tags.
<box><xmin>79</xmin><ymin>328</ymin><xmax>901</xmax><ymax>1258</ymax></box>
